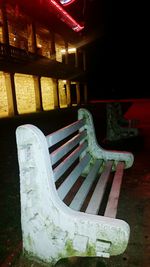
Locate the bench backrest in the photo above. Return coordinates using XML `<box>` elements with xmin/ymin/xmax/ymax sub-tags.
<box><xmin>46</xmin><ymin>118</ymin><xmax>88</xmax><ymax>182</ymax></box>
<box><xmin>16</xmin><ymin>108</ymin><xmax>134</xmax><ymax>216</ymax></box>
<box><xmin>46</xmin><ymin>115</ymin><xmax>100</xmax><ymax>211</ymax></box>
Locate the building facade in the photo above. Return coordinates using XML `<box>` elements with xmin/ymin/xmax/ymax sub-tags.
<box><xmin>0</xmin><ymin>1</ymin><xmax>88</xmax><ymax>118</ymax></box>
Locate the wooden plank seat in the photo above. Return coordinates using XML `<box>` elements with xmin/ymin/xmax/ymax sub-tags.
<box><xmin>16</xmin><ymin>108</ymin><xmax>134</xmax><ymax>266</ymax></box>
<box><xmin>106</xmin><ymin>103</ymin><xmax>139</xmax><ymax>142</ymax></box>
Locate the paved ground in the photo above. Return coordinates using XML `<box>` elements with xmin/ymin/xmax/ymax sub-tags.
<box><xmin>0</xmin><ymin>100</ymin><xmax>150</xmax><ymax>267</ymax></box>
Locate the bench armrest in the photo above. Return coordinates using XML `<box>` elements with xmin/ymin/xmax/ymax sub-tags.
<box><xmin>78</xmin><ymin>108</ymin><xmax>134</xmax><ymax>169</ymax></box>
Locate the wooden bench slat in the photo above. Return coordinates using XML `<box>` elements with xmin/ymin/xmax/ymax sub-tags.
<box><xmin>104</xmin><ymin>162</ymin><xmax>125</xmax><ymax>218</ymax></box>
<box><xmin>69</xmin><ymin>159</ymin><xmax>103</xmax><ymax>211</ymax></box>
<box><xmin>46</xmin><ymin>119</ymin><xmax>85</xmax><ymax>147</ymax></box>
<box><xmin>58</xmin><ymin>154</ymin><xmax>91</xmax><ymax>200</ymax></box>
<box><xmin>53</xmin><ymin>141</ymin><xmax>88</xmax><ymax>182</ymax></box>
<box><xmin>85</xmin><ymin>161</ymin><xmax>113</xmax><ymax>215</ymax></box>
<box><xmin>51</xmin><ymin>130</ymin><xmax>87</xmax><ymax>165</ymax></box>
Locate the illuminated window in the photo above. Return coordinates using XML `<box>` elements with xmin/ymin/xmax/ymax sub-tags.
<box><xmin>61</xmin><ymin>47</ymin><xmax>76</xmax><ymax>53</ymax></box>
<box><xmin>0</xmin><ymin>72</ymin><xmax>8</xmax><ymax>117</ymax></box>
<box><xmin>14</xmin><ymin>74</ymin><xmax>36</xmax><ymax>114</ymax></box>
<box><xmin>41</xmin><ymin>77</ymin><xmax>54</xmax><ymax>110</ymax></box>
<box><xmin>58</xmin><ymin>80</ymin><xmax>67</xmax><ymax>108</ymax></box>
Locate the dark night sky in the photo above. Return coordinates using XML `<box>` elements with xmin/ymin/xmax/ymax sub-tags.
<box><xmin>85</xmin><ymin>0</ymin><xmax>149</xmax><ymax>99</ymax></box>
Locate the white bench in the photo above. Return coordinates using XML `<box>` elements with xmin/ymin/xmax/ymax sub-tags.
<box><xmin>16</xmin><ymin>108</ymin><xmax>134</xmax><ymax>266</ymax></box>
<box><xmin>112</xmin><ymin>102</ymin><xmax>139</xmax><ymax>127</ymax></box>
<box><xmin>106</xmin><ymin>103</ymin><xmax>139</xmax><ymax>142</ymax></box>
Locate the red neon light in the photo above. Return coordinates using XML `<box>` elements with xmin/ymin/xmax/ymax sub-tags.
<box><xmin>59</xmin><ymin>0</ymin><xmax>77</xmax><ymax>6</ymax></box>
<box><xmin>49</xmin><ymin>0</ymin><xmax>84</xmax><ymax>32</ymax></box>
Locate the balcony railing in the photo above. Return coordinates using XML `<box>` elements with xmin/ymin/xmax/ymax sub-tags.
<box><xmin>0</xmin><ymin>42</ymin><xmax>85</xmax><ymax>81</ymax></box>
<box><xmin>0</xmin><ymin>43</ymin><xmax>36</xmax><ymax>62</ymax></box>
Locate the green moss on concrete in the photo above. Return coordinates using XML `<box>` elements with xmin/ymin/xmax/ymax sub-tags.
<box><xmin>65</xmin><ymin>240</ymin><xmax>76</xmax><ymax>256</ymax></box>
<box><xmin>26</xmin><ymin>234</ymin><xmax>33</xmax><ymax>248</ymax></box>
<box><xmin>60</xmin><ymin>239</ymin><xmax>96</xmax><ymax>258</ymax></box>
<box><xmin>86</xmin><ymin>243</ymin><xmax>96</xmax><ymax>256</ymax></box>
